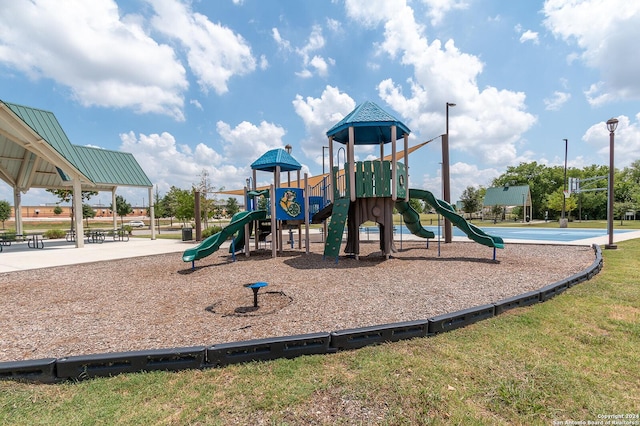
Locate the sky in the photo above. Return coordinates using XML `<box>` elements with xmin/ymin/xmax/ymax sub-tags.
<box><xmin>1</xmin><ymin>0</ymin><xmax>640</xmax><ymax>208</ymax></box>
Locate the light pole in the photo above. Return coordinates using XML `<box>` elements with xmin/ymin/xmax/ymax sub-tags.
<box><xmin>322</xmin><ymin>145</ymin><xmax>329</xmax><ymax>175</ymax></box>
<box><xmin>443</xmin><ymin>102</ymin><xmax>455</xmax><ymax>243</ymax></box>
<box><xmin>605</xmin><ymin>118</ymin><xmax>618</xmax><ymax>249</ymax></box>
<box><xmin>560</xmin><ymin>138</ymin><xmax>568</xmax><ymax>228</ymax></box>
<box><xmin>285</xmin><ymin>144</ymin><xmax>292</xmax><ymax>187</ymax></box>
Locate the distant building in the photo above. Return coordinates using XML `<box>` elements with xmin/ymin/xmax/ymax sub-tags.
<box><xmin>483</xmin><ymin>185</ymin><xmax>532</xmax><ymax>221</ymax></box>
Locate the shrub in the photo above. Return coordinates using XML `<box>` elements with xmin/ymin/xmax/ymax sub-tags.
<box><xmin>202</xmin><ymin>225</ymin><xmax>223</xmax><ymax>238</ymax></box>
<box><xmin>43</xmin><ymin>229</ymin><xmax>66</xmax><ymax>239</ymax></box>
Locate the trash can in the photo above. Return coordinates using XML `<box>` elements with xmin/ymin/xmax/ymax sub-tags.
<box><xmin>182</xmin><ymin>227</ymin><xmax>193</xmax><ymax>241</ymax></box>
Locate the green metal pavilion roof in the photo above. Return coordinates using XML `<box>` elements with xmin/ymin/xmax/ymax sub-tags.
<box><xmin>483</xmin><ymin>185</ymin><xmax>530</xmax><ymax>206</ymax></box>
<box><xmin>1</xmin><ymin>100</ymin><xmax>152</xmax><ymax>190</ymax></box>
<box><xmin>74</xmin><ymin>146</ymin><xmax>153</xmax><ymax>187</ymax></box>
<box><xmin>326</xmin><ymin>101</ymin><xmax>411</xmax><ymax>145</ymax></box>
<box><xmin>4</xmin><ymin>101</ymin><xmax>87</xmax><ymax>177</ymax></box>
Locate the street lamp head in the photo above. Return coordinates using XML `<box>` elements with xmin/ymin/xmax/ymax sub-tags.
<box><xmin>447</xmin><ymin>102</ymin><xmax>456</xmax><ymax>107</ymax></box>
<box><xmin>606</xmin><ymin>118</ymin><xmax>619</xmax><ymax>133</ymax></box>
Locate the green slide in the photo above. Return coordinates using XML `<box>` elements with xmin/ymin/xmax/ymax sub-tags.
<box><xmin>395</xmin><ymin>199</ymin><xmax>436</xmax><ymax>239</ymax></box>
<box><xmin>182</xmin><ymin>210</ymin><xmax>267</xmax><ymax>262</ymax></box>
<box><xmin>409</xmin><ymin>188</ymin><xmax>504</xmax><ymax>249</ymax></box>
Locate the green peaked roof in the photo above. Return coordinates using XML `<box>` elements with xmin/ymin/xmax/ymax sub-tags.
<box><xmin>251</xmin><ymin>148</ymin><xmax>302</xmax><ymax>172</ymax></box>
<box><xmin>4</xmin><ymin>101</ymin><xmax>87</xmax><ymax>176</ymax></box>
<box><xmin>1</xmin><ymin>100</ymin><xmax>152</xmax><ymax>189</ymax></box>
<box><xmin>326</xmin><ymin>101</ymin><xmax>411</xmax><ymax>145</ymax></box>
<box><xmin>483</xmin><ymin>185</ymin><xmax>530</xmax><ymax>206</ymax></box>
<box><xmin>74</xmin><ymin>146</ymin><xmax>153</xmax><ymax>187</ymax></box>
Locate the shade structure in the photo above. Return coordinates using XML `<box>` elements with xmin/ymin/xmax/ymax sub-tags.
<box><xmin>326</xmin><ymin>101</ymin><xmax>410</xmax><ymax>145</ymax></box>
<box><xmin>250</xmin><ymin>148</ymin><xmax>302</xmax><ymax>172</ymax></box>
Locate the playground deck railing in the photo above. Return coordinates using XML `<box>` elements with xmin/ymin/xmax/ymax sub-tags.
<box><xmin>333</xmin><ymin>160</ymin><xmax>408</xmax><ymax>200</ymax></box>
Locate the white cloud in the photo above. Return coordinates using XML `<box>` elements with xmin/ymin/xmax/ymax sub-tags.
<box><xmin>421</xmin><ymin>0</ymin><xmax>469</xmax><ymax>26</ymax></box>
<box><xmin>273</xmin><ymin>24</ymin><xmax>332</xmax><ymax>78</ymax></box>
<box><xmin>117</xmin><ymin>130</ymin><xmax>267</xmax><ymax>197</ymax></box>
<box><xmin>147</xmin><ymin>0</ymin><xmax>256</xmax><ymax>95</ymax></box>
<box><xmin>216</xmin><ymin>120</ymin><xmax>288</xmax><ymax>165</ymax></box>
<box><xmin>119</xmin><ymin>131</ymin><xmax>220</xmax><ymax>193</ymax></box>
<box><xmin>272</xmin><ymin>28</ymin><xmax>292</xmax><ymax>52</ymax></box>
<box><xmin>543</xmin><ymin>0</ymin><xmax>640</xmax><ymax>103</ymax></box>
<box><xmin>349</xmin><ymin>2</ymin><xmax>536</xmax><ymax>168</ymax></box>
<box><xmin>519</xmin><ymin>30</ymin><xmax>539</xmax><ymax>44</ymax></box>
<box><xmin>582</xmin><ymin>115</ymin><xmax>640</xmax><ymax>168</ymax></box>
<box><xmin>0</xmin><ymin>0</ymin><xmax>187</xmax><ymax>120</ymax></box>
<box><xmin>292</xmin><ymin>85</ymin><xmax>356</xmax><ymax>167</ymax></box>
<box><xmin>418</xmin><ymin>162</ymin><xmax>500</xmax><ymax>202</ymax></box>
<box><xmin>544</xmin><ymin>91</ymin><xmax>571</xmax><ymax>110</ymax></box>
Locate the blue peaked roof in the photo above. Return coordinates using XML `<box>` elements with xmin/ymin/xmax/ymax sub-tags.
<box><xmin>326</xmin><ymin>101</ymin><xmax>411</xmax><ymax>145</ymax></box>
<box><xmin>251</xmin><ymin>148</ymin><xmax>302</xmax><ymax>172</ymax></box>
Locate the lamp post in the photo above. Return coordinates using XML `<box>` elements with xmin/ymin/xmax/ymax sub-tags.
<box><xmin>560</xmin><ymin>138</ymin><xmax>568</xmax><ymax>228</ymax></box>
<box><xmin>443</xmin><ymin>102</ymin><xmax>456</xmax><ymax>243</ymax></box>
<box><xmin>605</xmin><ymin>118</ymin><xmax>618</xmax><ymax>250</ymax></box>
<box><xmin>285</xmin><ymin>144</ymin><xmax>292</xmax><ymax>187</ymax></box>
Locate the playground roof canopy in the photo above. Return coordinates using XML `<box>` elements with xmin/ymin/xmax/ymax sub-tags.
<box><xmin>251</xmin><ymin>148</ymin><xmax>302</xmax><ymax>172</ymax></box>
<box><xmin>326</xmin><ymin>101</ymin><xmax>411</xmax><ymax>145</ymax></box>
<box><xmin>483</xmin><ymin>185</ymin><xmax>531</xmax><ymax>207</ymax></box>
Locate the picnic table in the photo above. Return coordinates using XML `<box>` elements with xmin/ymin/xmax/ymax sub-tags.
<box><xmin>112</xmin><ymin>228</ymin><xmax>130</xmax><ymax>242</ymax></box>
<box><xmin>85</xmin><ymin>229</ymin><xmax>106</xmax><ymax>243</ymax></box>
<box><xmin>0</xmin><ymin>232</ymin><xmax>44</xmax><ymax>249</ymax></box>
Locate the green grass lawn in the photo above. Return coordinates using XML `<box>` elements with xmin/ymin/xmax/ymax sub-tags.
<box><xmin>1</xmin><ymin>241</ymin><xmax>639</xmax><ymax>425</ymax></box>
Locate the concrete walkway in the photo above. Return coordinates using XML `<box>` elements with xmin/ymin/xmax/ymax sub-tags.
<box><xmin>2</xmin><ymin>229</ymin><xmax>640</xmax><ymax>274</ymax></box>
<box><xmin>0</xmin><ymin>238</ymin><xmax>193</xmax><ymax>273</ymax></box>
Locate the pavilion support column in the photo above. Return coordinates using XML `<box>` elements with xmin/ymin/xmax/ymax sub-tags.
<box><xmin>112</xmin><ymin>189</ymin><xmax>117</xmax><ymax>230</ymax></box>
<box><xmin>149</xmin><ymin>186</ymin><xmax>156</xmax><ymax>240</ymax></box>
<box><xmin>73</xmin><ymin>179</ymin><xmax>84</xmax><ymax>248</ymax></box>
<box><xmin>13</xmin><ymin>188</ymin><xmax>23</xmax><ymax>236</ymax></box>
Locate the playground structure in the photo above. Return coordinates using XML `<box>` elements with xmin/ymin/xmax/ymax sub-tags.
<box><xmin>182</xmin><ymin>101</ymin><xmax>503</xmax><ymax>266</ymax></box>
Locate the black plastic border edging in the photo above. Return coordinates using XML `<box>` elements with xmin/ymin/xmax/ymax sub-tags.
<box><xmin>0</xmin><ymin>358</ymin><xmax>58</xmax><ymax>384</ymax></box>
<box><xmin>56</xmin><ymin>346</ymin><xmax>206</xmax><ymax>380</ymax></box>
<box><xmin>0</xmin><ymin>244</ymin><xmax>604</xmax><ymax>383</ymax></box>
<box><xmin>206</xmin><ymin>332</ymin><xmax>331</xmax><ymax>367</ymax></box>
<box><xmin>330</xmin><ymin>320</ymin><xmax>430</xmax><ymax>351</ymax></box>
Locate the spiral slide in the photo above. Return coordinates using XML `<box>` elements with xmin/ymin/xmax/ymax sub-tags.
<box><xmin>408</xmin><ymin>188</ymin><xmax>504</xmax><ymax>249</ymax></box>
<box><xmin>182</xmin><ymin>210</ymin><xmax>267</xmax><ymax>263</ymax></box>
<box><xmin>395</xmin><ymin>199</ymin><xmax>435</xmax><ymax>239</ymax></box>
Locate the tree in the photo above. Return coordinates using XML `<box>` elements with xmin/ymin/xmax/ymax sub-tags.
<box><xmin>545</xmin><ymin>189</ymin><xmax>578</xmax><ymax>219</ymax></box>
<box><xmin>459</xmin><ymin>186</ymin><xmax>483</xmax><ymax>216</ymax></box>
<box><xmin>0</xmin><ymin>200</ymin><xmax>11</xmax><ymax>229</ymax></box>
<box><xmin>82</xmin><ymin>203</ymin><xmax>96</xmax><ymax>227</ymax></box>
<box><xmin>196</xmin><ymin>169</ymin><xmax>222</xmax><ymax>228</ymax></box>
<box><xmin>113</xmin><ymin>195</ymin><xmax>132</xmax><ymax>226</ymax></box>
<box><xmin>614</xmin><ymin>201</ymin><xmax>635</xmax><ymax>225</ymax></box>
<box><xmin>53</xmin><ymin>205</ymin><xmax>63</xmax><ymax>216</ymax></box>
<box><xmin>225</xmin><ymin>197</ymin><xmax>240</xmax><ymax>217</ymax></box>
<box><xmin>46</xmin><ymin>189</ymin><xmax>98</xmax><ymax>230</ymax></box>
<box><xmin>409</xmin><ymin>198</ymin><xmax>424</xmax><ymax>213</ymax></box>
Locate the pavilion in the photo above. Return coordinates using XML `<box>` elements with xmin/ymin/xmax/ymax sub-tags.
<box><xmin>0</xmin><ymin>100</ymin><xmax>155</xmax><ymax>247</ymax></box>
